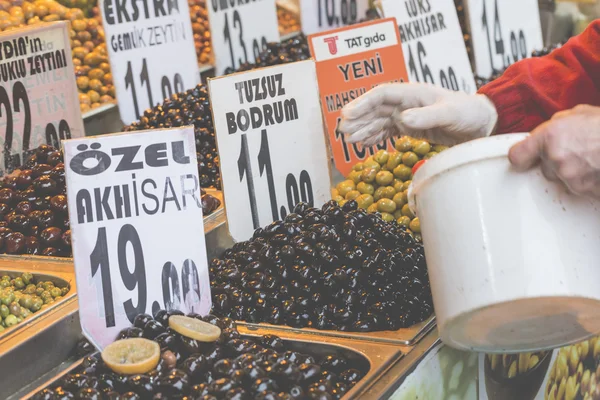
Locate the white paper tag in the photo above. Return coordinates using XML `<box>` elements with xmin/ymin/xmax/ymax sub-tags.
<box><xmin>100</xmin><ymin>0</ymin><xmax>200</xmax><ymax>125</ymax></box>
<box><xmin>465</xmin><ymin>0</ymin><xmax>543</xmax><ymax>77</ymax></box>
<box><xmin>64</xmin><ymin>127</ymin><xmax>211</xmax><ymax>349</ymax></box>
<box><xmin>208</xmin><ymin>60</ymin><xmax>331</xmax><ymax>242</ymax></box>
<box><xmin>208</xmin><ymin>0</ymin><xmax>280</xmax><ymax>76</ymax></box>
<box><xmin>300</xmin><ymin>0</ymin><xmax>370</xmax><ymax>35</ymax></box>
<box><xmin>382</xmin><ymin>0</ymin><xmax>477</xmax><ymax>94</ymax></box>
<box><xmin>0</xmin><ymin>22</ymin><xmax>83</xmax><ymax>173</ymax></box>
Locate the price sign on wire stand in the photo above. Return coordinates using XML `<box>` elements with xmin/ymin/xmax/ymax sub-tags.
<box><xmin>64</xmin><ymin>127</ymin><xmax>211</xmax><ymax>349</ymax></box>
<box><xmin>208</xmin><ymin>60</ymin><xmax>331</xmax><ymax>242</ymax></box>
<box><xmin>381</xmin><ymin>0</ymin><xmax>477</xmax><ymax>94</ymax></box>
<box><xmin>308</xmin><ymin>18</ymin><xmax>408</xmax><ymax>177</ymax></box>
<box><xmin>301</xmin><ymin>0</ymin><xmax>370</xmax><ymax>35</ymax></box>
<box><xmin>208</xmin><ymin>0</ymin><xmax>280</xmax><ymax>76</ymax></box>
<box><xmin>465</xmin><ymin>0</ymin><xmax>543</xmax><ymax>77</ymax></box>
<box><xmin>100</xmin><ymin>0</ymin><xmax>199</xmax><ymax>125</ymax></box>
<box><xmin>0</xmin><ymin>22</ymin><xmax>83</xmax><ymax>174</ymax></box>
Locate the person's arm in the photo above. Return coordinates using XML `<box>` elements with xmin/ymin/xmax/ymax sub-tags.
<box><xmin>479</xmin><ymin>20</ymin><xmax>600</xmax><ymax>134</ymax></box>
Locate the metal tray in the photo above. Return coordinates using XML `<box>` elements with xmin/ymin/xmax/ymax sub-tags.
<box><xmin>13</xmin><ymin>307</ymin><xmax>406</xmax><ymax>400</ymax></box>
<box><xmin>0</xmin><ymin>259</ymin><xmax>76</xmax><ymax>344</ymax></box>
<box><xmin>237</xmin><ymin>314</ymin><xmax>436</xmax><ymax>346</ymax></box>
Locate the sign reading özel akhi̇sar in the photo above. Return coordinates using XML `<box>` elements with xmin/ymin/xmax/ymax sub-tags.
<box><xmin>100</xmin><ymin>0</ymin><xmax>199</xmax><ymax>125</ymax></box>
<box><xmin>64</xmin><ymin>127</ymin><xmax>211</xmax><ymax>350</ymax></box>
<box><xmin>382</xmin><ymin>0</ymin><xmax>476</xmax><ymax>94</ymax></box>
<box><xmin>0</xmin><ymin>22</ymin><xmax>83</xmax><ymax>174</ymax></box>
<box><xmin>208</xmin><ymin>60</ymin><xmax>331</xmax><ymax>242</ymax></box>
<box><xmin>308</xmin><ymin>18</ymin><xmax>409</xmax><ymax>177</ymax></box>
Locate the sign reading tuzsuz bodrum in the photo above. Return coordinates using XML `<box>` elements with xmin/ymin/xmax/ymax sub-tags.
<box><xmin>64</xmin><ymin>127</ymin><xmax>211</xmax><ymax>350</ymax></box>
<box><xmin>100</xmin><ymin>0</ymin><xmax>199</xmax><ymax>125</ymax></box>
<box><xmin>0</xmin><ymin>22</ymin><xmax>83</xmax><ymax>174</ymax></box>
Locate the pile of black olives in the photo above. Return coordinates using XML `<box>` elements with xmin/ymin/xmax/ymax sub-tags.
<box><xmin>0</xmin><ymin>145</ymin><xmax>221</xmax><ymax>258</ymax></box>
<box><xmin>123</xmin><ymin>85</ymin><xmax>222</xmax><ymax>190</ymax></box>
<box><xmin>210</xmin><ymin>201</ymin><xmax>433</xmax><ymax>332</ymax></box>
<box><xmin>33</xmin><ymin>311</ymin><xmax>366</xmax><ymax>399</ymax></box>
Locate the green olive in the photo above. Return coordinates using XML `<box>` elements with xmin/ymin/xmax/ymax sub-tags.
<box><xmin>0</xmin><ymin>304</ymin><xmax>8</xmax><ymax>318</ymax></box>
<box><xmin>42</xmin><ymin>282</ymin><xmax>54</xmax><ymax>290</ymax></box>
<box><xmin>8</xmin><ymin>302</ymin><xmax>20</xmax><ymax>316</ymax></box>
<box><xmin>393</xmin><ymin>192</ymin><xmax>406</xmax><ymax>208</ymax></box>
<box><xmin>13</xmin><ymin>278</ymin><xmax>24</xmax><ymax>290</ymax></box>
<box><xmin>1</xmin><ymin>276</ymin><xmax>9</xmax><ymax>281</ymax></box>
<box><xmin>24</xmin><ymin>284</ymin><xmax>36</xmax><ymax>295</ymax></box>
<box><xmin>401</xmin><ymin>180</ymin><xmax>412</xmax><ymax>192</ymax></box>
<box><xmin>30</xmin><ymin>297</ymin><xmax>43</xmax><ymax>312</ymax></box>
<box><xmin>4</xmin><ymin>314</ymin><xmax>17</xmax><ymax>327</ymax></box>
<box><xmin>397</xmin><ymin>216</ymin><xmax>411</xmax><ymax>227</ymax></box>
<box><xmin>424</xmin><ymin>151</ymin><xmax>438</xmax><ymax>160</ymax></box>
<box><xmin>395</xmin><ymin>137</ymin><xmax>412</xmax><ymax>152</ymax></box>
<box><xmin>409</xmin><ymin>217</ymin><xmax>421</xmax><ymax>233</ymax></box>
<box><xmin>50</xmin><ymin>287</ymin><xmax>62</xmax><ymax>298</ymax></box>
<box><xmin>393</xmin><ymin>179</ymin><xmax>404</xmax><ymax>193</ymax></box>
<box><xmin>402</xmin><ymin>151</ymin><xmax>419</xmax><ymax>167</ymax></box>
<box><xmin>367</xmin><ymin>203</ymin><xmax>379</xmax><ymax>214</ymax></box>
<box><xmin>1</xmin><ymin>291</ymin><xmax>14</xmax><ymax>306</ymax></box>
<box><xmin>374</xmin><ymin>187</ymin><xmax>386</xmax><ymax>202</ymax></box>
<box><xmin>361</xmin><ymin>168</ymin><xmax>378</xmax><ymax>183</ymax></box>
<box><xmin>380</xmin><ymin>212</ymin><xmax>394</xmax><ymax>222</ymax></box>
<box><xmin>345</xmin><ymin>190</ymin><xmax>360</xmax><ymax>201</ymax></box>
<box><xmin>433</xmin><ymin>144</ymin><xmax>449</xmax><ymax>152</ymax></box>
<box><xmin>336</xmin><ymin>180</ymin><xmax>356</xmax><ymax>197</ymax></box>
<box><xmin>377</xmin><ymin>198</ymin><xmax>397</xmax><ymax>213</ymax></box>
<box><xmin>35</xmin><ymin>287</ymin><xmax>44</xmax><ymax>296</ymax></box>
<box><xmin>363</xmin><ymin>158</ymin><xmax>381</xmax><ymax>171</ymax></box>
<box><xmin>333</xmin><ymin>195</ymin><xmax>344</xmax><ymax>203</ymax></box>
<box><xmin>402</xmin><ymin>204</ymin><xmax>415</xmax><ymax>219</ymax></box>
<box><xmin>386</xmin><ymin>152</ymin><xmax>403</xmax><ymax>170</ymax></box>
<box><xmin>356</xmin><ymin>194</ymin><xmax>374</xmax><ymax>209</ymax></box>
<box><xmin>21</xmin><ymin>273</ymin><xmax>32</xmax><ymax>285</ymax></box>
<box><xmin>412</xmin><ymin>140</ymin><xmax>431</xmax><ymax>156</ymax></box>
<box><xmin>373</xmin><ymin>150</ymin><xmax>389</xmax><ymax>165</ymax></box>
<box><xmin>382</xmin><ymin>187</ymin><xmax>396</xmax><ymax>199</ymax></box>
<box><xmin>393</xmin><ymin>165</ymin><xmax>412</xmax><ymax>181</ymax></box>
<box><xmin>357</xmin><ymin>182</ymin><xmax>374</xmax><ymax>195</ymax></box>
<box><xmin>19</xmin><ymin>295</ymin><xmax>32</xmax><ymax>309</ymax></box>
<box><xmin>375</xmin><ymin>171</ymin><xmax>394</xmax><ymax>186</ymax></box>
<box><xmin>21</xmin><ymin>308</ymin><xmax>31</xmax><ymax>318</ymax></box>
<box><xmin>347</xmin><ymin>170</ymin><xmax>361</xmax><ymax>184</ymax></box>
<box><xmin>61</xmin><ymin>287</ymin><xmax>69</xmax><ymax>296</ymax></box>
<box><xmin>0</xmin><ymin>280</ymin><xmax>9</xmax><ymax>288</ymax></box>
<box><xmin>353</xmin><ymin>162</ymin><xmax>364</xmax><ymax>172</ymax></box>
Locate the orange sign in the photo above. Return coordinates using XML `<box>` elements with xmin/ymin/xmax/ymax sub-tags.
<box><xmin>308</xmin><ymin>18</ymin><xmax>408</xmax><ymax>177</ymax></box>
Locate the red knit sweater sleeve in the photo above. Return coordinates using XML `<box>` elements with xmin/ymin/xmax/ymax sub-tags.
<box><xmin>477</xmin><ymin>19</ymin><xmax>600</xmax><ymax>134</ymax></box>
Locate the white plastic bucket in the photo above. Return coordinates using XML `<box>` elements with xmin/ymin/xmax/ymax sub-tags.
<box><xmin>408</xmin><ymin>134</ymin><xmax>600</xmax><ymax>353</ymax></box>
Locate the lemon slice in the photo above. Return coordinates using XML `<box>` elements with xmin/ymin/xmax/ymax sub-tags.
<box><xmin>169</xmin><ymin>315</ymin><xmax>221</xmax><ymax>342</ymax></box>
<box><xmin>101</xmin><ymin>338</ymin><xmax>160</xmax><ymax>375</ymax></box>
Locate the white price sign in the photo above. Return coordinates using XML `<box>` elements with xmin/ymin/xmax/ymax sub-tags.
<box><xmin>208</xmin><ymin>0</ymin><xmax>280</xmax><ymax>76</ymax></box>
<box><xmin>65</xmin><ymin>127</ymin><xmax>211</xmax><ymax>349</ymax></box>
<box><xmin>382</xmin><ymin>0</ymin><xmax>476</xmax><ymax>94</ymax></box>
<box><xmin>466</xmin><ymin>0</ymin><xmax>543</xmax><ymax>77</ymax></box>
<box><xmin>100</xmin><ymin>0</ymin><xmax>199</xmax><ymax>125</ymax></box>
<box><xmin>208</xmin><ymin>60</ymin><xmax>331</xmax><ymax>242</ymax></box>
<box><xmin>0</xmin><ymin>22</ymin><xmax>83</xmax><ymax>173</ymax></box>
<box><xmin>300</xmin><ymin>0</ymin><xmax>370</xmax><ymax>35</ymax></box>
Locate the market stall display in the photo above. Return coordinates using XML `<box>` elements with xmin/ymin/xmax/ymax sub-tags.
<box><xmin>29</xmin><ymin>312</ymin><xmax>369</xmax><ymax>399</ymax></box>
<box><xmin>0</xmin><ymin>0</ymin><xmax>117</xmax><ymax>113</ymax></box>
<box><xmin>332</xmin><ymin>138</ymin><xmax>447</xmax><ymax>238</ymax></box>
<box><xmin>210</xmin><ymin>200</ymin><xmax>433</xmax><ymax>332</ymax></box>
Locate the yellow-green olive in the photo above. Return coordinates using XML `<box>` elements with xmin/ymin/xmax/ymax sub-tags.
<box><xmin>395</xmin><ymin>136</ymin><xmax>412</xmax><ymax>152</ymax></box>
<box><xmin>373</xmin><ymin>149</ymin><xmax>389</xmax><ymax>165</ymax></box>
<box><xmin>382</xmin><ymin>187</ymin><xmax>396</xmax><ymax>199</ymax></box>
<box><xmin>333</xmin><ymin>195</ymin><xmax>344</xmax><ymax>202</ymax></box>
<box><xmin>393</xmin><ymin>192</ymin><xmax>406</xmax><ymax>208</ymax></box>
<box><xmin>402</xmin><ymin>204</ymin><xmax>415</xmax><ymax>219</ymax></box>
<box><xmin>357</xmin><ymin>182</ymin><xmax>375</xmax><ymax>195</ymax></box>
<box><xmin>409</xmin><ymin>218</ymin><xmax>421</xmax><ymax>233</ymax></box>
<box><xmin>393</xmin><ymin>179</ymin><xmax>404</xmax><ymax>192</ymax></box>
<box><xmin>433</xmin><ymin>144</ymin><xmax>449</xmax><ymax>152</ymax></box>
<box><xmin>375</xmin><ymin>170</ymin><xmax>394</xmax><ymax>186</ymax></box>
<box><xmin>424</xmin><ymin>151</ymin><xmax>438</xmax><ymax>160</ymax></box>
<box><xmin>347</xmin><ymin>170</ymin><xmax>361</xmax><ymax>184</ymax></box>
<box><xmin>377</xmin><ymin>198</ymin><xmax>397</xmax><ymax>213</ymax></box>
<box><xmin>402</xmin><ymin>151</ymin><xmax>419</xmax><ymax>167</ymax></box>
<box><xmin>374</xmin><ymin>187</ymin><xmax>387</xmax><ymax>202</ymax></box>
<box><xmin>331</xmin><ymin>188</ymin><xmax>340</xmax><ymax>198</ymax></box>
<box><xmin>394</xmin><ymin>209</ymin><xmax>404</xmax><ymax>219</ymax></box>
<box><xmin>412</xmin><ymin>140</ymin><xmax>431</xmax><ymax>156</ymax></box>
<box><xmin>345</xmin><ymin>190</ymin><xmax>360</xmax><ymax>201</ymax></box>
<box><xmin>386</xmin><ymin>152</ymin><xmax>403</xmax><ymax>170</ymax></box>
<box><xmin>336</xmin><ymin>180</ymin><xmax>356</xmax><ymax>197</ymax></box>
<box><xmin>356</xmin><ymin>194</ymin><xmax>374</xmax><ymax>209</ymax></box>
<box><xmin>396</xmin><ymin>216</ymin><xmax>411</xmax><ymax>227</ymax></box>
<box><xmin>367</xmin><ymin>203</ymin><xmax>378</xmax><ymax>214</ymax></box>
<box><xmin>353</xmin><ymin>162</ymin><xmax>364</xmax><ymax>171</ymax></box>
<box><xmin>393</xmin><ymin>165</ymin><xmax>412</xmax><ymax>181</ymax></box>
<box><xmin>380</xmin><ymin>212</ymin><xmax>394</xmax><ymax>222</ymax></box>
<box><xmin>401</xmin><ymin>180</ymin><xmax>412</xmax><ymax>192</ymax></box>
<box><xmin>361</xmin><ymin>168</ymin><xmax>378</xmax><ymax>183</ymax></box>
<box><xmin>363</xmin><ymin>159</ymin><xmax>381</xmax><ymax>171</ymax></box>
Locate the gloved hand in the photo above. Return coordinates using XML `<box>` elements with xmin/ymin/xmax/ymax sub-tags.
<box><xmin>339</xmin><ymin>83</ymin><xmax>498</xmax><ymax>146</ymax></box>
<box><xmin>509</xmin><ymin>105</ymin><xmax>600</xmax><ymax>200</ymax></box>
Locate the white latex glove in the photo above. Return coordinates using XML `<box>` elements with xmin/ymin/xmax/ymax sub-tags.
<box><xmin>509</xmin><ymin>104</ymin><xmax>600</xmax><ymax>200</ymax></box>
<box><xmin>339</xmin><ymin>83</ymin><xmax>498</xmax><ymax>147</ymax></box>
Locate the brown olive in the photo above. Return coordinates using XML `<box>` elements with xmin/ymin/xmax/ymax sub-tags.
<box><xmin>40</xmin><ymin>227</ymin><xmax>62</xmax><ymax>246</ymax></box>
